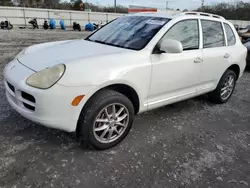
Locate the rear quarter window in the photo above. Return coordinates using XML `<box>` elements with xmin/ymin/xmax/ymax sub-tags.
<box><xmin>224</xmin><ymin>23</ymin><xmax>236</xmax><ymax>46</ymax></box>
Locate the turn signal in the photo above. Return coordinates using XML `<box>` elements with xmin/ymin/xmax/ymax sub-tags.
<box><xmin>72</xmin><ymin>95</ymin><xmax>85</xmax><ymax>106</ymax></box>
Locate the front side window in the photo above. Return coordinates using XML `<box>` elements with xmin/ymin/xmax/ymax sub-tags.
<box><xmin>86</xmin><ymin>16</ymin><xmax>170</xmax><ymax>50</ymax></box>
<box><xmin>201</xmin><ymin>20</ymin><xmax>225</xmax><ymax>48</ymax></box>
<box><xmin>224</xmin><ymin>23</ymin><xmax>236</xmax><ymax>46</ymax></box>
<box><xmin>160</xmin><ymin>19</ymin><xmax>199</xmax><ymax>50</ymax></box>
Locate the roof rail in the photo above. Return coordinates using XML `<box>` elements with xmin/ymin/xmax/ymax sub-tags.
<box><xmin>177</xmin><ymin>11</ymin><xmax>225</xmax><ymax>20</ymax></box>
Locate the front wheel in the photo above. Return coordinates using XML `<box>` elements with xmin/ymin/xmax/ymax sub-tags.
<box><xmin>77</xmin><ymin>90</ymin><xmax>134</xmax><ymax>150</ymax></box>
<box><xmin>209</xmin><ymin>69</ymin><xmax>237</xmax><ymax>104</ymax></box>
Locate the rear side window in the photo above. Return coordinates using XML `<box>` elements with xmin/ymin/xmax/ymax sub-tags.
<box><xmin>161</xmin><ymin>19</ymin><xmax>199</xmax><ymax>50</ymax></box>
<box><xmin>201</xmin><ymin>20</ymin><xmax>225</xmax><ymax>48</ymax></box>
<box><xmin>224</xmin><ymin>23</ymin><xmax>236</xmax><ymax>46</ymax></box>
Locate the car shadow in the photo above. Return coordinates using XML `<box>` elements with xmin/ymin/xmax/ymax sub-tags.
<box><xmin>0</xmin><ymin>90</ymin><xmax>212</xmax><ymax>152</ymax></box>
<box><xmin>0</xmin><ymin>109</ymin><xmax>88</xmax><ymax>148</ymax></box>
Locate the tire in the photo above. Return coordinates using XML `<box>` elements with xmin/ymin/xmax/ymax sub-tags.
<box><xmin>209</xmin><ymin>69</ymin><xmax>237</xmax><ymax>104</ymax></box>
<box><xmin>8</xmin><ymin>24</ymin><xmax>13</xmax><ymax>30</ymax></box>
<box><xmin>77</xmin><ymin>89</ymin><xmax>135</xmax><ymax>150</ymax></box>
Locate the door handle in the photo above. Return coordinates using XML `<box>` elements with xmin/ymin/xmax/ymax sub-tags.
<box><xmin>224</xmin><ymin>53</ymin><xmax>230</xmax><ymax>58</ymax></box>
<box><xmin>194</xmin><ymin>57</ymin><xmax>203</xmax><ymax>63</ymax></box>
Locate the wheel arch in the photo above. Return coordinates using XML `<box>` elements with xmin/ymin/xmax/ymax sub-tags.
<box><xmin>215</xmin><ymin>64</ymin><xmax>240</xmax><ymax>87</ymax></box>
<box><xmin>93</xmin><ymin>83</ymin><xmax>140</xmax><ymax>115</ymax></box>
<box><xmin>227</xmin><ymin>64</ymin><xmax>240</xmax><ymax>80</ymax></box>
<box><xmin>209</xmin><ymin>64</ymin><xmax>239</xmax><ymax>104</ymax></box>
<box><xmin>105</xmin><ymin>84</ymin><xmax>140</xmax><ymax>114</ymax></box>
<box><xmin>75</xmin><ymin>82</ymin><xmax>141</xmax><ymax>136</ymax></box>
<box><xmin>80</xmin><ymin>81</ymin><xmax>141</xmax><ymax>117</ymax></box>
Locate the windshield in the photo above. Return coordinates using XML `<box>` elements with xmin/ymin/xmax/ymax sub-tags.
<box><xmin>86</xmin><ymin>16</ymin><xmax>170</xmax><ymax>50</ymax></box>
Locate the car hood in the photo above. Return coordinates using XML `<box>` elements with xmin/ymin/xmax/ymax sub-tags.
<box><xmin>18</xmin><ymin>39</ymin><xmax>131</xmax><ymax>72</ymax></box>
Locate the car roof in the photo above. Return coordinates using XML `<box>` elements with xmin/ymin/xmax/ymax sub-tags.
<box><xmin>129</xmin><ymin>12</ymin><xmax>174</xmax><ymax>19</ymax></box>
<box><xmin>130</xmin><ymin>11</ymin><xmax>226</xmax><ymax>22</ymax></box>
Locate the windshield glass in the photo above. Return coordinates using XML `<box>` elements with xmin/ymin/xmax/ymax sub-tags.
<box><xmin>86</xmin><ymin>16</ymin><xmax>170</xmax><ymax>50</ymax></box>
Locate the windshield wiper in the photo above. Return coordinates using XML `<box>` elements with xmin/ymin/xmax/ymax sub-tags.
<box><xmin>88</xmin><ymin>39</ymin><xmax>108</xmax><ymax>45</ymax></box>
<box><xmin>88</xmin><ymin>39</ymin><xmax>120</xmax><ymax>47</ymax></box>
<box><xmin>87</xmin><ymin>39</ymin><xmax>137</xmax><ymax>50</ymax></box>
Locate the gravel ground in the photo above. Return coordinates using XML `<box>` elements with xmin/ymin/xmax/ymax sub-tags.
<box><xmin>0</xmin><ymin>29</ymin><xmax>250</xmax><ymax>188</ymax></box>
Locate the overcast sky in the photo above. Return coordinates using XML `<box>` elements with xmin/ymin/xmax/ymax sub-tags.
<box><xmin>80</xmin><ymin>0</ymin><xmax>248</xmax><ymax>10</ymax></box>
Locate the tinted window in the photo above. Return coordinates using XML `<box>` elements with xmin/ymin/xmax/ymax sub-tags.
<box><xmin>161</xmin><ymin>19</ymin><xmax>199</xmax><ymax>50</ymax></box>
<box><xmin>201</xmin><ymin>20</ymin><xmax>225</xmax><ymax>48</ymax></box>
<box><xmin>87</xmin><ymin>16</ymin><xmax>170</xmax><ymax>50</ymax></box>
<box><xmin>224</xmin><ymin>23</ymin><xmax>236</xmax><ymax>46</ymax></box>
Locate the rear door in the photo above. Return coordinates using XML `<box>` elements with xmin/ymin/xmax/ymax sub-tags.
<box><xmin>197</xmin><ymin>19</ymin><xmax>231</xmax><ymax>95</ymax></box>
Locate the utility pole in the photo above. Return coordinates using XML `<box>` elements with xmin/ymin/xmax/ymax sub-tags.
<box><xmin>166</xmin><ymin>1</ymin><xmax>168</xmax><ymax>10</ymax></box>
<box><xmin>85</xmin><ymin>0</ymin><xmax>88</xmax><ymax>10</ymax></box>
<box><xmin>201</xmin><ymin>0</ymin><xmax>204</xmax><ymax>10</ymax></box>
<box><xmin>114</xmin><ymin>0</ymin><xmax>117</xmax><ymax>13</ymax></box>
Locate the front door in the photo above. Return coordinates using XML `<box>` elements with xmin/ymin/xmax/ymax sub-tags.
<box><xmin>148</xmin><ymin>19</ymin><xmax>202</xmax><ymax>110</ymax></box>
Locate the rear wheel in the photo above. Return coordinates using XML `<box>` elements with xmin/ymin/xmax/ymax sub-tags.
<box><xmin>77</xmin><ymin>90</ymin><xmax>134</xmax><ymax>150</ymax></box>
<box><xmin>209</xmin><ymin>69</ymin><xmax>237</xmax><ymax>104</ymax></box>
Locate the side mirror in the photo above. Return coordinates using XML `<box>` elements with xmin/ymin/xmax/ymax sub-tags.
<box><xmin>159</xmin><ymin>39</ymin><xmax>183</xmax><ymax>53</ymax></box>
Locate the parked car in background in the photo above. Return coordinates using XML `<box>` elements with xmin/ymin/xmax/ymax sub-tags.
<box><xmin>234</xmin><ymin>24</ymin><xmax>240</xmax><ymax>32</ymax></box>
<box><xmin>235</xmin><ymin>24</ymin><xmax>250</xmax><ymax>34</ymax></box>
<box><xmin>3</xmin><ymin>12</ymin><xmax>247</xmax><ymax>150</ymax></box>
<box><xmin>235</xmin><ymin>24</ymin><xmax>250</xmax><ymax>42</ymax></box>
<box><xmin>244</xmin><ymin>41</ymin><xmax>250</xmax><ymax>67</ymax></box>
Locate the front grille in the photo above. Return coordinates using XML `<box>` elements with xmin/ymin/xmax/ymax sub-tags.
<box><xmin>21</xmin><ymin>91</ymin><xmax>36</xmax><ymax>111</ymax></box>
<box><xmin>7</xmin><ymin>82</ymin><xmax>15</xmax><ymax>93</ymax></box>
<box><xmin>21</xmin><ymin>92</ymin><xmax>36</xmax><ymax>103</ymax></box>
<box><xmin>5</xmin><ymin>80</ymin><xmax>36</xmax><ymax>112</ymax></box>
<box><xmin>23</xmin><ymin>103</ymin><xmax>35</xmax><ymax>111</ymax></box>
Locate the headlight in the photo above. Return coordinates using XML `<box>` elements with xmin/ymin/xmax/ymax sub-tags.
<box><xmin>15</xmin><ymin>47</ymin><xmax>27</xmax><ymax>59</ymax></box>
<box><xmin>26</xmin><ymin>64</ymin><xmax>66</xmax><ymax>89</ymax></box>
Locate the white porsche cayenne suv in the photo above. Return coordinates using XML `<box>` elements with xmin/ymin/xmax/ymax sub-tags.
<box><xmin>4</xmin><ymin>12</ymin><xmax>247</xmax><ymax>149</ymax></box>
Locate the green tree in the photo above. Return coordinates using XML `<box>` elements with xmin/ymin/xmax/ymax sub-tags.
<box><xmin>70</xmin><ymin>0</ymin><xmax>84</xmax><ymax>10</ymax></box>
<box><xmin>0</xmin><ymin>0</ymin><xmax>13</xmax><ymax>6</ymax></box>
<box><xmin>43</xmin><ymin>0</ymin><xmax>61</xmax><ymax>9</ymax></box>
<box><xmin>196</xmin><ymin>1</ymin><xmax>250</xmax><ymax>20</ymax></box>
<box><xmin>3</xmin><ymin>0</ymin><xmax>128</xmax><ymax>13</ymax></box>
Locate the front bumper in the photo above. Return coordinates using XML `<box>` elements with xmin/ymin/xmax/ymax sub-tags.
<box><xmin>3</xmin><ymin>60</ymin><xmax>95</xmax><ymax>132</ymax></box>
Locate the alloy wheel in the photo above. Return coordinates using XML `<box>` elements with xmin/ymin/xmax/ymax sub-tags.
<box><xmin>93</xmin><ymin>103</ymin><xmax>129</xmax><ymax>144</ymax></box>
<box><xmin>220</xmin><ymin>75</ymin><xmax>235</xmax><ymax>101</ymax></box>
